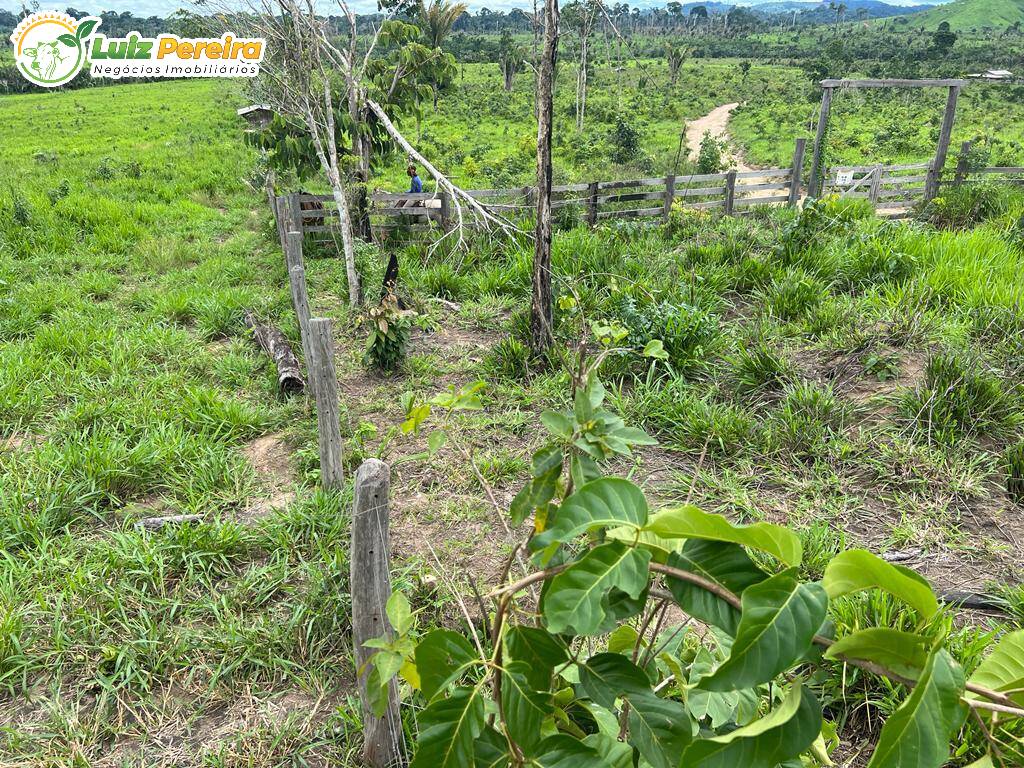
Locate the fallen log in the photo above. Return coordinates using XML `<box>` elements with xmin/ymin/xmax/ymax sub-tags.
<box><xmin>243</xmin><ymin>310</ymin><xmax>305</xmax><ymax>395</ymax></box>
<box><xmin>135</xmin><ymin>514</ymin><xmax>202</xmax><ymax>531</ymax></box>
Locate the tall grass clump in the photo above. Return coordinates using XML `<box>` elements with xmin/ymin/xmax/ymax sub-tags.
<box><xmin>917</xmin><ymin>183</ymin><xmax>1017</xmax><ymax>229</ymax></box>
<box><xmin>771</xmin><ymin>380</ymin><xmax>847</xmax><ymax>459</ymax></box>
<box><xmin>900</xmin><ymin>352</ymin><xmax>1015</xmax><ymax>443</ymax></box>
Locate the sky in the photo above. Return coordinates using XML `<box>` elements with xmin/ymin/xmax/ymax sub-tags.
<box><xmin>0</xmin><ymin>0</ymin><xmax>942</xmax><ymax>20</ymax></box>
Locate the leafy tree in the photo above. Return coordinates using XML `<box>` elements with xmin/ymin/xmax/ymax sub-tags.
<box><xmin>666</xmin><ymin>42</ymin><xmax>687</xmax><ymax>84</ymax></box>
<box><xmin>610</xmin><ymin>115</ymin><xmax>642</xmax><ymax>164</ymax></box>
<box><xmin>497</xmin><ymin>30</ymin><xmax>525</xmax><ymax>92</ymax></box>
<box><xmin>418</xmin><ymin>0</ymin><xmax>469</xmax><ymax>107</ymax></box>
<box><xmin>696</xmin><ymin>130</ymin><xmax>723</xmax><ymax>173</ymax></box>
<box><xmin>932</xmin><ymin>21</ymin><xmax>957</xmax><ymax>55</ymax></box>
<box><xmin>739</xmin><ymin>59</ymin><xmax>752</xmax><ymax>82</ymax></box>
<box><xmin>368</xmin><ymin>372</ymin><xmax>1024</xmax><ymax>768</ymax></box>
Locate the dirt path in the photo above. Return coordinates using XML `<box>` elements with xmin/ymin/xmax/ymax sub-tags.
<box><xmin>685</xmin><ymin>102</ymin><xmax>754</xmax><ymax>173</ymax></box>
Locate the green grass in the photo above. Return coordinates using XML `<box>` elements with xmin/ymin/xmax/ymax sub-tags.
<box><xmin>910</xmin><ymin>0</ymin><xmax>1024</xmax><ymax>29</ymax></box>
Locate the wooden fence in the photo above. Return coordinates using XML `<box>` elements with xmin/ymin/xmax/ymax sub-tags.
<box><xmin>272</xmin><ymin>137</ymin><xmax>1023</xmax><ymax>241</ymax></box>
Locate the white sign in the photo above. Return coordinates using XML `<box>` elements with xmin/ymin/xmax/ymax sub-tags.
<box><xmin>835</xmin><ymin>171</ymin><xmax>855</xmax><ymax>186</ymax></box>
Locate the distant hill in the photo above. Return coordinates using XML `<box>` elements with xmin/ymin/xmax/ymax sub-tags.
<box><xmin>756</xmin><ymin>0</ymin><xmax>934</xmax><ymax>19</ymax></box>
<box><xmin>904</xmin><ymin>0</ymin><xmax>1024</xmax><ymax>27</ymax></box>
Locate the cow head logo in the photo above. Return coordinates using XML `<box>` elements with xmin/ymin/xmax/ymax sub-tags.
<box><xmin>10</xmin><ymin>12</ymin><xmax>101</xmax><ymax>88</ymax></box>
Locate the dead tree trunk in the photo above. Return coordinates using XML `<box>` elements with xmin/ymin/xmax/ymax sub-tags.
<box><xmin>531</xmin><ymin>0</ymin><xmax>559</xmax><ymax>356</ymax></box>
<box><xmin>243</xmin><ymin>310</ymin><xmax>305</xmax><ymax>395</ymax></box>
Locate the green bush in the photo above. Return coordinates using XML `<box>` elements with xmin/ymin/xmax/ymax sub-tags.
<box><xmin>609</xmin><ymin>295</ymin><xmax>720</xmax><ymax>375</ymax></box>
<box><xmin>918</xmin><ymin>183</ymin><xmax>1016</xmax><ymax>230</ymax></box>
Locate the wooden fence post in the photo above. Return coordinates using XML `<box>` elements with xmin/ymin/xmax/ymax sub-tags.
<box><xmin>287</xmin><ymin>267</ymin><xmax>315</xmax><ymax>398</ymax></box>
<box><xmin>308</xmin><ymin>318</ymin><xmax>344</xmax><ymax>490</ymax></box>
<box><xmin>439</xmin><ymin>191</ymin><xmax>452</xmax><ymax>232</ymax></box>
<box><xmin>351</xmin><ymin>458</ymin><xmax>406</xmax><ymax>768</ymax></box>
<box><xmin>587</xmin><ymin>181</ymin><xmax>599</xmax><ymax>227</ymax></box>
<box><xmin>724</xmin><ymin>170</ymin><xmax>737</xmax><ymax>215</ymax></box>
<box><xmin>868</xmin><ymin>165</ymin><xmax>883</xmax><ymax>204</ymax></box>
<box><xmin>288</xmin><ymin>193</ymin><xmax>305</xmax><ymax>237</ymax></box>
<box><xmin>663</xmin><ymin>174</ymin><xmax>676</xmax><ymax>222</ymax></box>
<box><xmin>807</xmin><ymin>86</ymin><xmax>833</xmax><ymax>199</ymax></box>
<box><xmin>954</xmin><ymin>140</ymin><xmax>973</xmax><ymax>186</ymax></box>
<box><xmin>926</xmin><ymin>84</ymin><xmax>961</xmax><ymax>201</ymax></box>
<box><xmin>788</xmin><ymin>138</ymin><xmax>806</xmax><ymax>207</ymax></box>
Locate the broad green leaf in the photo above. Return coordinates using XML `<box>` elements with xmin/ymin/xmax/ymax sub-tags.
<box><xmin>75</xmin><ymin>19</ymin><xmax>99</xmax><ymax>38</ymax></box>
<box><xmin>505</xmin><ymin>626</ymin><xmax>568</xmax><ymax>690</ymax></box>
<box><xmin>700</xmin><ymin>569</ymin><xmax>828</xmax><ymax>691</ymax></box>
<box><xmin>866</xmin><ymin>648</ymin><xmax>967</xmax><ymax>768</ymax></box>
<box><xmin>511</xmin><ymin>458</ymin><xmax>561</xmax><ymax>528</ymax></box>
<box><xmin>963</xmin><ymin>756</ymin><xmax>994</xmax><ymax>768</ymax></box>
<box><xmin>613</xmin><ymin>425</ymin><xmax>658</xmax><ymax>445</ymax></box>
<box><xmin>664</xmin><ymin>540</ymin><xmax>768</xmax><ymax>635</ymax></box>
<box><xmin>581</xmin><ymin>733</ymin><xmax>632</xmax><ymax>768</ymax></box>
<box><xmin>643</xmin><ymin>339</ymin><xmax>669</xmax><ymax>360</ymax></box>
<box><xmin>594</xmin><ymin>584</ymin><xmax>649</xmax><ymax>634</ymax></box>
<box><xmin>416</xmin><ymin>630</ymin><xmax>480</xmax><ymax>700</ymax></box>
<box><xmin>532</xmin><ymin>444</ymin><xmax>564</xmax><ymax>476</ymax></box>
<box><xmin>530</xmin><ymin>734</ymin><xmax>613</xmax><ymax>768</ymax></box>
<box><xmin>543</xmin><ymin>541</ymin><xmax>652</xmax><ymax>636</ymax></box>
<box><xmin>57</xmin><ymin>33</ymin><xmax>78</xmax><ymax>46</ymax></box>
<box><xmin>627</xmin><ymin>692</ymin><xmax>694</xmax><ymax>768</ymax></box>
<box><xmin>427</xmin><ymin>429</ymin><xmax>447</xmax><ymax>454</ymax></box>
<box><xmin>410</xmin><ymin>686</ymin><xmax>486</xmax><ymax>768</ymax></box>
<box><xmin>607</xmin><ymin>624</ymin><xmax>640</xmax><ymax>655</ymax></box>
<box><xmin>825</xmin><ymin>628</ymin><xmax>930</xmax><ymax>681</ymax></box>
<box><xmin>569</xmin><ymin>453</ymin><xmax>601</xmax><ymax>490</ymax></box>
<box><xmin>473</xmin><ymin>725</ymin><xmax>509</xmax><ymax>768</ymax></box>
<box><xmin>502</xmin><ymin>661</ymin><xmax>552</xmax><ymax>756</ymax></box>
<box><xmin>533</xmin><ymin>478</ymin><xmax>648</xmax><ymax>549</ymax></box>
<box><xmin>578</xmin><ymin>652</ymin><xmax>650</xmax><ymax>709</ymax></box>
<box><xmin>644</xmin><ymin>504</ymin><xmax>802</xmax><ymax>566</ymax></box>
<box><xmin>967</xmin><ymin>629</ymin><xmax>1024</xmax><ymax>706</ymax></box>
<box><xmin>682</xmin><ymin>684</ymin><xmax>822</xmax><ymax>768</ymax></box>
<box><xmin>386</xmin><ymin>591</ymin><xmax>414</xmax><ymax>635</ymax></box>
<box><xmin>823</xmin><ymin>550</ymin><xmax>938</xmax><ymax>620</ymax></box>
<box><xmin>541</xmin><ymin>411</ymin><xmax>574</xmax><ymax>440</ymax></box>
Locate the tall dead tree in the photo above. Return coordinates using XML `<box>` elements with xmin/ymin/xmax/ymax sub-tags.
<box><xmin>531</xmin><ymin>0</ymin><xmax>559</xmax><ymax>356</ymax></box>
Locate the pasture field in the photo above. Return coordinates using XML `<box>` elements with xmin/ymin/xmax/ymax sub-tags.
<box><xmin>2</xmin><ymin>72</ymin><xmax>1024</xmax><ymax>764</ymax></box>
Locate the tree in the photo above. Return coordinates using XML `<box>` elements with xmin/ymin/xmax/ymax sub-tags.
<box><xmin>531</xmin><ymin>0</ymin><xmax>559</xmax><ymax>356</ymax></box>
<box><xmin>739</xmin><ymin>59</ymin><xmax>752</xmax><ymax>82</ymax></box>
<box><xmin>418</xmin><ymin>0</ymin><xmax>468</xmax><ymax>107</ymax></box>
<box><xmin>666</xmin><ymin>41</ymin><xmax>686</xmax><ymax>84</ymax></box>
<box><xmin>932</xmin><ymin>21</ymin><xmax>957</xmax><ymax>55</ymax></box>
<box><xmin>562</xmin><ymin>0</ymin><xmax>598</xmax><ymax>131</ymax></box>
<box><xmin>497</xmin><ymin>30</ymin><xmax>525</xmax><ymax>91</ymax></box>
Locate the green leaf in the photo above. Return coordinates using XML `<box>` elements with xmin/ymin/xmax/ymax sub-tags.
<box><xmin>644</xmin><ymin>504</ymin><xmax>802</xmax><ymax>566</ymax></box>
<box><xmin>643</xmin><ymin>339</ymin><xmax>670</xmax><ymax>360</ymax></box>
<box><xmin>607</xmin><ymin>624</ymin><xmax>639</xmax><ymax>655</ymax></box>
<box><xmin>543</xmin><ymin>541</ymin><xmax>652</xmax><ymax>636</ymax></box>
<box><xmin>511</xmin><ymin>458</ymin><xmax>561</xmax><ymax>528</ymax></box>
<box><xmin>474</xmin><ymin>726</ymin><xmax>510</xmax><ymax>768</ymax></box>
<box><xmin>541</xmin><ymin>411</ymin><xmax>574</xmax><ymax>440</ymax></box>
<box><xmin>682</xmin><ymin>684</ymin><xmax>822</xmax><ymax>768</ymax></box>
<box><xmin>505</xmin><ymin>626</ymin><xmax>568</xmax><ymax>690</ymax></box>
<box><xmin>416</xmin><ymin>630</ymin><xmax>480</xmax><ymax>700</ymax></box>
<box><xmin>75</xmin><ymin>18</ymin><xmax>98</xmax><ymax>39</ymax></box>
<box><xmin>823</xmin><ymin>549</ymin><xmax>939</xmax><ymax>620</ymax></box>
<box><xmin>627</xmin><ymin>692</ymin><xmax>694</xmax><ymax>768</ymax></box>
<box><xmin>866</xmin><ymin>648</ymin><xmax>967</xmax><ymax>768</ymax></box>
<box><xmin>530</xmin><ymin>734</ymin><xmax>613</xmax><ymax>768</ymax></box>
<box><xmin>612</xmin><ymin>425</ymin><xmax>658</xmax><ymax>445</ymax></box>
<box><xmin>581</xmin><ymin>734</ymin><xmax>632</xmax><ymax>768</ymax></box>
<box><xmin>410</xmin><ymin>686</ymin><xmax>486</xmax><ymax>768</ymax></box>
<box><xmin>967</xmin><ymin>629</ymin><xmax>1024</xmax><ymax>707</ymax></box>
<box><xmin>532</xmin><ymin>444</ymin><xmax>563</xmax><ymax>477</ymax></box>
<box><xmin>579</xmin><ymin>652</ymin><xmax>650</xmax><ymax>709</ymax></box>
<box><xmin>824</xmin><ymin>628</ymin><xmax>930</xmax><ymax>681</ymax></box>
<box><xmin>427</xmin><ymin>429</ymin><xmax>447</xmax><ymax>454</ymax></box>
<box><xmin>502</xmin><ymin>661</ymin><xmax>552</xmax><ymax>756</ymax></box>
<box><xmin>664</xmin><ymin>540</ymin><xmax>768</xmax><ymax>635</ymax></box>
<box><xmin>533</xmin><ymin>478</ymin><xmax>648</xmax><ymax>549</ymax></box>
<box><xmin>57</xmin><ymin>33</ymin><xmax>78</xmax><ymax>46</ymax></box>
<box><xmin>699</xmin><ymin>569</ymin><xmax>828</xmax><ymax>691</ymax></box>
<box><xmin>569</xmin><ymin>453</ymin><xmax>601</xmax><ymax>489</ymax></box>
<box><xmin>386</xmin><ymin>591</ymin><xmax>414</xmax><ymax>635</ymax></box>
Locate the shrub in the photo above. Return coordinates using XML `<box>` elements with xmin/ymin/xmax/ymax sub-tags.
<box><xmin>695</xmin><ymin>130</ymin><xmax>722</xmax><ymax>174</ymax></box>
<box><xmin>609</xmin><ymin>115</ymin><xmax>642</xmax><ymax>164</ymax></box>
<box><xmin>609</xmin><ymin>295</ymin><xmax>719</xmax><ymax>375</ymax></box>
<box><xmin>900</xmin><ymin>352</ymin><xmax>1013</xmax><ymax>443</ymax></box>
<box><xmin>419</xmin><ymin>262</ymin><xmax>468</xmax><ymax>300</ymax></box>
<box><xmin>917</xmin><ymin>183</ymin><xmax>1015</xmax><ymax>230</ymax></box>
<box><xmin>364</xmin><ymin>298</ymin><xmax>412</xmax><ymax>372</ymax></box>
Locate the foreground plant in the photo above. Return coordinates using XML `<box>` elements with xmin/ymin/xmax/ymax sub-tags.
<box><xmin>369</xmin><ymin>372</ymin><xmax>1024</xmax><ymax>768</ymax></box>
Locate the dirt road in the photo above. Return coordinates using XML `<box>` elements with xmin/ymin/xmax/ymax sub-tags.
<box><xmin>684</xmin><ymin>102</ymin><xmax>754</xmax><ymax>173</ymax></box>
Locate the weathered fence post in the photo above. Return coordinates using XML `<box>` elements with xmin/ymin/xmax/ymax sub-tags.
<box><xmin>788</xmin><ymin>138</ymin><xmax>806</xmax><ymax>207</ymax></box>
<box><xmin>868</xmin><ymin>165</ymin><xmax>883</xmax><ymax>204</ymax></box>
<box><xmin>663</xmin><ymin>173</ymin><xmax>676</xmax><ymax>222</ymax></box>
<box><xmin>351</xmin><ymin>459</ymin><xmax>406</xmax><ymax>768</ymax></box>
<box><xmin>587</xmin><ymin>181</ymin><xmax>599</xmax><ymax>227</ymax></box>
<box><xmin>274</xmin><ymin>196</ymin><xmax>289</xmax><ymax>251</ymax></box>
<box><xmin>724</xmin><ymin>170</ymin><xmax>737</xmax><ymax>215</ymax></box>
<box><xmin>308</xmin><ymin>318</ymin><xmax>344</xmax><ymax>490</ymax></box>
<box><xmin>954</xmin><ymin>140</ymin><xmax>973</xmax><ymax>186</ymax></box>
<box><xmin>926</xmin><ymin>84</ymin><xmax>961</xmax><ymax>201</ymax></box>
<box><xmin>288</xmin><ymin>193</ymin><xmax>305</xmax><ymax>236</ymax></box>
<box><xmin>807</xmin><ymin>85</ymin><xmax>834</xmax><ymax>199</ymax></box>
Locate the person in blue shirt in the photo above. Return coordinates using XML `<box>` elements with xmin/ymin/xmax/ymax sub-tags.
<box><xmin>407</xmin><ymin>164</ymin><xmax>423</xmax><ymax>193</ymax></box>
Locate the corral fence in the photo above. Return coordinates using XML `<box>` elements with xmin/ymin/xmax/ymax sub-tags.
<box><xmin>272</xmin><ymin>137</ymin><xmax>1023</xmax><ymax>242</ymax></box>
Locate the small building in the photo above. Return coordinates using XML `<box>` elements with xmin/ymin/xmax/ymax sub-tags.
<box><xmin>967</xmin><ymin>70</ymin><xmax>1015</xmax><ymax>81</ymax></box>
<box><xmin>237</xmin><ymin>104</ymin><xmax>275</xmax><ymax>130</ymax></box>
